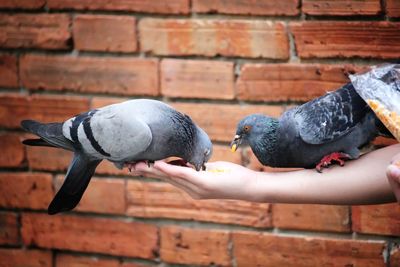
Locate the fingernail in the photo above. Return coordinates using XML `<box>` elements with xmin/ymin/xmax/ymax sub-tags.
<box><xmin>388</xmin><ymin>165</ymin><xmax>400</xmax><ymax>177</ymax></box>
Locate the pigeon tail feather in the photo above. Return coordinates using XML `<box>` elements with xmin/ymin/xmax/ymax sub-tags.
<box><xmin>48</xmin><ymin>153</ymin><xmax>101</xmax><ymax>215</ymax></box>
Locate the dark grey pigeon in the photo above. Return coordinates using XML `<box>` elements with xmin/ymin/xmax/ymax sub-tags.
<box><xmin>21</xmin><ymin>99</ymin><xmax>212</xmax><ymax>215</ymax></box>
<box><xmin>231</xmin><ymin>83</ymin><xmax>392</xmax><ymax>172</ymax></box>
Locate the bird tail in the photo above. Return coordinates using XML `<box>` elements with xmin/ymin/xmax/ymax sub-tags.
<box><xmin>21</xmin><ymin>120</ymin><xmax>74</xmax><ymax>151</ymax></box>
<box><xmin>48</xmin><ymin>153</ymin><xmax>102</xmax><ymax>215</ymax></box>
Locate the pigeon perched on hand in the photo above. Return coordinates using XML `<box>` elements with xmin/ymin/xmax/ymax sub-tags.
<box><xmin>21</xmin><ymin>99</ymin><xmax>212</xmax><ymax>214</ymax></box>
<box><xmin>231</xmin><ymin>83</ymin><xmax>393</xmax><ymax>172</ymax></box>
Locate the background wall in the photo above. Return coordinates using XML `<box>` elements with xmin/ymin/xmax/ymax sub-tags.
<box><xmin>0</xmin><ymin>0</ymin><xmax>400</xmax><ymax>266</ymax></box>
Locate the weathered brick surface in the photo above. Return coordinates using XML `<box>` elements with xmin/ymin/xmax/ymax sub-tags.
<box><xmin>391</xmin><ymin>245</ymin><xmax>400</xmax><ymax>267</ymax></box>
<box><xmin>0</xmin><ymin>133</ymin><xmax>25</xmax><ymax>168</ymax></box>
<box><xmin>233</xmin><ymin>232</ymin><xmax>386</xmax><ymax>266</ymax></box>
<box><xmin>0</xmin><ymin>248</ymin><xmax>52</xmax><ymax>267</ymax></box>
<box><xmin>26</xmin><ymin>145</ymin><xmax>128</xmax><ymax>175</ymax></box>
<box><xmin>0</xmin><ymin>212</ymin><xmax>19</xmax><ymax>245</ymax></box>
<box><xmin>55</xmin><ymin>176</ymin><xmax>126</xmax><ymax>214</ymax></box>
<box><xmin>27</xmin><ymin>146</ymin><xmax>71</xmax><ymax>172</ymax></box>
<box><xmin>21</xmin><ymin>213</ymin><xmax>158</xmax><ymax>259</ymax></box>
<box><xmin>161</xmin><ymin>59</ymin><xmax>235</xmax><ymax>100</ymax></box>
<box><xmin>126</xmin><ymin>180</ymin><xmax>271</xmax><ymax>227</ymax></box>
<box><xmin>0</xmin><ymin>54</ymin><xmax>18</xmax><ymax>88</ymax></box>
<box><xmin>171</xmin><ymin>102</ymin><xmax>284</xmax><ymax>142</ymax></box>
<box><xmin>302</xmin><ymin>0</ymin><xmax>381</xmax><ymax>15</ymax></box>
<box><xmin>0</xmin><ymin>14</ymin><xmax>71</xmax><ymax>50</ymax></box>
<box><xmin>0</xmin><ymin>94</ymin><xmax>89</xmax><ymax>129</ymax></box>
<box><xmin>352</xmin><ymin>203</ymin><xmax>400</xmax><ymax>236</ymax></box>
<box><xmin>48</xmin><ymin>0</ymin><xmax>190</xmax><ymax>14</ymax></box>
<box><xmin>273</xmin><ymin>204</ymin><xmax>350</xmax><ymax>233</ymax></box>
<box><xmin>73</xmin><ymin>15</ymin><xmax>137</xmax><ymax>53</ymax></box>
<box><xmin>209</xmin><ymin>144</ymin><xmax>242</xmax><ymax>163</ymax></box>
<box><xmin>0</xmin><ymin>0</ymin><xmax>45</xmax><ymax>9</ymax></box>
<box><xmin>20</xmin><ymin>55</ymin><xmax>159</xmax><ymax>96</ymax></box>
<box><xmin>56</xmin><ymin>254</ymin><xmax>120</xmax><ymax>267</ymax></box>
<box><xmin>160</xmin><ymin>226</ymin><xmax>230</xmax><ymax>266</ymax></box>
<box><xmin>140</xmin><ymin>19</ymin><xmax>289</xmax><ymax>59</ymax></box>
<box><xmin>386</xmin><ymin>0</ymin><xmax>400</xmax><ymax>17</ymax></box>
<box><xmin>192</xmin><ymin>0</ymin><xmax>299</xmax><ymax>16</ymax></box>
<box><xmin>0</xmin><ymin>172</ymin><xmax>53</xmax><ymax>209</ymax></box>
<box><xmin>237</xmin><ymin>64</ymin><xmax>365</xmax><ymax>102</ymax></box>
<box><xmin>290</xmin><ymin>21</ymin><xmax>400</xmax><ymax>59</ymax></box>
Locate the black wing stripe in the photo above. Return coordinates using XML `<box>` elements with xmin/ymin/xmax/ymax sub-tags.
<box><xmin>82</xmin><ymin>116</ymin><xmax>111</xmax><ymax>157</ymax></box>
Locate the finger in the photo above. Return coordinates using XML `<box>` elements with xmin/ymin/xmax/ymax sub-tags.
<box><xmin>131</xmin><ymin>162</ymin><xmax>169</xmax><ymax>178</ymax></box>
<box><xmin>387</xmin><ymin>164</ymin><xmax>400</xmax><ymax>183</ymax></box>
<box><xmin>154</xmin><ymin>161</ymin><xmax>200</xmax><ymax>181</ymax></box>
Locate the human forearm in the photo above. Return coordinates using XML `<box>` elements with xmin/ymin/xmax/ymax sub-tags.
<box><xmin>249</xmin><ymin>144</ymin><xmax>399</xmax><ymax>205</ymax></box>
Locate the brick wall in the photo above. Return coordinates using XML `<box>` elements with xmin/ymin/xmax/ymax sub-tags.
<box><xmin>0</xmin><ymin>0</ymin><xmax>400</xmax><ymax>266</ymax></box>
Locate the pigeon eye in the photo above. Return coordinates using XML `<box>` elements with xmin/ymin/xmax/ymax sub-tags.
<box><xmin>243</xmin><ymin>125</ymin><xmax>251</xmax><ymax>133</ymax></box>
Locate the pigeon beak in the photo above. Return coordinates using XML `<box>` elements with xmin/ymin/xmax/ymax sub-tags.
<box><xmin>230</xmin><ymin>135</ymin><xmax>242</xmax><ymax>152</ymax></box>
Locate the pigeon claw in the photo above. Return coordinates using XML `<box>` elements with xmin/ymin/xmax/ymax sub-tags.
<box><xmin>316</xmin><ymin>152</ymin><xmax>351</xmax><ymax>173</ymax></box>
<box><xmin>146</xmin><ymin>160</ymin><xmax>155</xmax><ymax>168</ymax></box>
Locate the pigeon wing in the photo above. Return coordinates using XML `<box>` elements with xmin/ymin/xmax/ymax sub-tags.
<box><xmin>82</xmin><ymin>105</ymin><xmax>153</xmax><ymax>161</ymax></box>
<box><xmin>294</xmin><ymin>83</ymin><xmax>369</xmax><ymax>145</ymax></box>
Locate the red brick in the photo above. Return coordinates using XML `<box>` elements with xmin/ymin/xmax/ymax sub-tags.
<box><xmin>302</xmin><ymin>0</ymin><xmax>381</xmax><ymax>15</ymax></box>
<box><xmin>27</xmin><ymin>145</ymin><xmax>129</xmax><ymax>175</ymax></box>
<box><xmin>171</xmin><ymin>102</ymin><xmax>284</xmax><ymax>142</ymax></box>
<box><xmin>48</xmin><ymin>0</ymin><xmax>189</xmax><ymax>14</ymax></box>
<box><xmin>391</xmin><ymin>245</ymin><xmax>400</xmax><ymax>267</ymax></box>
<box><xmin>55</xmin><ymin>176</ymin><xmax>125</xmax><ymax>214</ymax></box>
<box><xmin>139</xmin><ymin>19</ymin><xmax>289</xmax><ymax>59</ymax></box>
<box><xmin>352</xmin><ymin>203</ymin><xmax>400</xmax><ymax>236</ymax></box>
<box><xmin>0</xmin><ymin>212</ymin><xmax>19</xmax><ymax>245</ymax></box>
<box><xmin>160</xmin><ymin>226</ymin><xmax>230</xmax><ymax>266</ymax></box>
<box><xmin>193</xmin><ymin>0</ymin><xmax>299</xmax><ymax>16</ymax></box>
<box><xmin>96</xmin><ymin>160</ymin><xmax>134</xmax><ymax>176</ymax></box>
<box><xmin>56</xmin><ymin>254</ymin><xmax>120</xmax><ymax>267</ymax></box>
<box><xmin>0</xmin><ymin>0</ymin><xmax>45</xmax><ymax>9</ymax></box>
<box><xmin>22</xmin><ymin>213</ymin><xmax>158</xmax><ymax>259</ymax></box>
<box><xmin>120</xmin><ymin>263</ymin><xmax>149</xmax><ymax>267</ymax></box>
<box><xmin>0</xmin><ymin>94</ymin><xmax>89</xmax><ymax>129</ymax></box>
<box><xmin>0</xmin><ymin>54</ymin><xmax>18</xmax><ymax>88</ymax></box>
<box><xmin>0</xmin><ymin>249</ymin><xmax>52</xmax><ymax>267</ymax></box>
<box><xmin>209</xmin><ymin>144</ymin><xmax>242</xmax><ymax>163</ymax></box>
<box><xmin>0</xmin><ymin>172</ymin><xmax>53</xmax><ymax>210</ymax></box>
<box><xmin>27</xmin><ymin>146</ymin><xmax>71</xmax><ymax>171</ymax></box>
<box><xmin>233</xmin><ymin>232</ymin><xmax>386</xmax><ymax>266</ymax></box>
<box><xmin>273</xmin><ymin>204</ymin><xmax>350</xmax><ymax>233</ymax></box>
<box><xmin>126</xmin><ymin>180</ymin><xmax>271</xmax><ymax>227</ymax></box>
<box><xmin>91</xmin><ymin>97</ymin><xmax>129</xmax><ymax>109</ymax></box>
<box><xmin>57</xmin><ymin>254</ymin><xmax>148</xmax><ymax>267</ymax></box>
<box><xmin>20</xmin><ymin>55</ymin><xmax>159</xmax><ymax>96</ymax></box>
<box><xmin>161</xmin><ymin>59</ymin><xmax>234</xmax><ymax>100</ymax></box>
<box><xmin>0</xmin><ymin>14</ymin><xmax>71</xmax><ymax>50</ymax></box>
<box><xmin>386</xmin><ymin>0</ymin><xmax>400</xmax><ymax>17</ymax></box>
<box><xmin>237</xmin><ymin>64</ymin><xmax>366</xmax><ymax>102</ymax></box>
<box><xmin>291</xmin><ymin>21</ymin><xmax>400</xmax><ymax>59</ymax></box>
<box><xmin>372</xmin><ymin>136</ymin><xmax>399</xmax><ymax>147</ymax></box>
<box><xmin>0</xmin><ymin>133</ymin><xmax>25</xmax><ymax>168</ymax></box>
<box><xmin>74</xmin><ymin>15</ymin><xmax>137</xmax><ymax>53</ymax></box>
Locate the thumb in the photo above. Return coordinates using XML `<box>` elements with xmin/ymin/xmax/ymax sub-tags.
<box><xmin>387</xmin><ymin>164</ymin><xmax>400</xmax><ymax>181</ymax></box>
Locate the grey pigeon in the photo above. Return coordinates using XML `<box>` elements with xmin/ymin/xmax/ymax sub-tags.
<box><xmin>21</xmin><ymin>99</ymin><xmax>212</xmax><ymax>214</ymax></box>
<box><xmin>231</xmin><ymin>83</ymin><xmax>392</xmax><ymax>172</ymax></box>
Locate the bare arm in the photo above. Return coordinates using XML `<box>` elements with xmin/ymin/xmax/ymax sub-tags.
<box><xmin>132</xmin><ymin>144</ymin><xmax>400</xmax><ymax>205</ymax></box>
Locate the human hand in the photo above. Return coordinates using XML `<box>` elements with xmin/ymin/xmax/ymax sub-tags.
<box><xmin>131</xmin><ymin>161</ymin><xmax>259</xmax><ymax>201</ymax></box>
<box><xmin>387</xmin><ymin>152</ymin><xmax>400</xmax><ymax>203</ymax></box>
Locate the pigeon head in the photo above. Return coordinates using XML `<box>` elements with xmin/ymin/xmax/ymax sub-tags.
<box><xmin>231</xmin><ymin>114</ymin><xmax>278</xmax><ymax>152</ymax></box>
<box><xmin>189</xmin><ymin>126</ymin><xmax>213</xmax><ymax>171</ymax></box>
